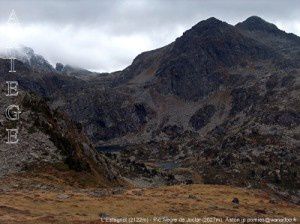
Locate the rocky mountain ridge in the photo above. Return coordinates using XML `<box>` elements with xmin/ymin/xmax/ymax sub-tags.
<box><xmin>0</xmin><ymin>16</ymin><xmax>299</xmax><ymax>197</ymax></box>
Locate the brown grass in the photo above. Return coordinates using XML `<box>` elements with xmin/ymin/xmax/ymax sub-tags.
<box><xmin>0</xmin><ymin>183</ymin><xmax>299</xmax><ymax>224</ymax></box>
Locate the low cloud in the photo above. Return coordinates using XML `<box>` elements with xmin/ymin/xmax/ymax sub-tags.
<box><xmin>0</xmin><ymin>0</ymin><xmax>299</xmax><ymax>72</ymax></box>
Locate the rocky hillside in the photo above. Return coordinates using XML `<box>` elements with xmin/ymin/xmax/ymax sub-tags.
<box><xmin>1</xmin><ymin>16</ymin><xmax>299</xmax><ymax>197</ymax></box>
<box><xmin>0</xmin><ymin>59</ymin><xmax>123</xmax><ymax>187</ymax></box>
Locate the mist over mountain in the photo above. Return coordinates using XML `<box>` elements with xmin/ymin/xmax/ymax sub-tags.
<box><xmin>0</xmin><ymin>46</ymin><xmax>55</xmax><ymax>73</ymax></box>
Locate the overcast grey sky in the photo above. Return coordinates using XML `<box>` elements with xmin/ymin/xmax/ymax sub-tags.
<box><xmin>0</xmin><ymin>0</ymin><xmax>299</xmax><ymax>72</ymax></box>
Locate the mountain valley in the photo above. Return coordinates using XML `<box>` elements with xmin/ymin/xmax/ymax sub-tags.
<box><xmin>0</xmin><ymin>16</ymin><xmax>299</xmax><ymax>223</ymax></box>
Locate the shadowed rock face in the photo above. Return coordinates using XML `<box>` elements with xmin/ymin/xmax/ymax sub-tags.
<box><xmin>154</xmin><ymin>17</ymin><xmax>276</xmax><ymax>100</ymax></box>
<box><xmin>190</xmin><ymin>105</ymin><xmax>216</xmax><ymax>130</ymax></box>
<box><xmin>1</xmin><ymin>16</ymin><xmax>299</xmax><ymax>194</ymax></box>
<box><xmin>230</xmin><ymin>87</ymin><xmax>261</xmax><ymax>115</ymax></box>
<box><xmin>263</xmin><ymin>110</ymin><xmax>300</xmax><ymax>128</ymax></box>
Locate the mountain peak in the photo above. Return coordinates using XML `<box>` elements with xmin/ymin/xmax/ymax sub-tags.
<box><xmin>236</xmin><ymin>16</ymin><xmax>279</xmax><ymax>32</ymax></box>
<box><xmin>191</xmin><ymin>17</ymin><xmax>228</xmax><ymax>31</ymax></box>
<box><xmin>204</xmin><ymin>17</ymin><xmax>222</xmax><ymax>23</ymax></box>
<box><xmin>183</xmin><ymin>17</ymin><xmax>234</xmax><ymax>39</ymax></box>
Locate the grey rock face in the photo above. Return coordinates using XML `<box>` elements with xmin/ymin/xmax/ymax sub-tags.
<box><xmin>263</xmin><ymin>110</ymin><xmax>300</xmax><ymax>128</ymax></box>
<box><xmin>0</xmin><ymin>89</ymin><xmax>63</xmax><ymax>177</ymax></box>
<box><xmin>56</xmin><ymin>63</ymin><xmax>64</xmax><ymax>72</ymax></box>
<box><xmin>190</xmin><ymin>105</ymin><xmax>216</xmax><ymax>130</ymax></box>
<box><xmin>230</xmin><ymin>87</ymin><xmax>260</xmax><ymax>115</ymax></box>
